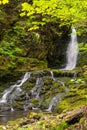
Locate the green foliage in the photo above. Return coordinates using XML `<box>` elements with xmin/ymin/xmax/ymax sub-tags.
<box><xmin>0</xmin><ymin>0</ymin><xmax>9</xmax><ymax>5</ymax></box>
<box><xmin>8</xmin><ymin>62</ymin><xmax>17</xmax><ymax>70</ymax></box>
<box><xmin>79</xmin><ymin>42</ymin><xmax>87</xmax><ymax>51</ymax></box>
<box><xmin>0</xmin><ymin>41</ymin><xmax>22</xmax><ymax>60</ymax></box>
<box><xmin>20</xmin><ymin>0</ymin><xmax>87</xmax><ymax>34</ymax></box>
<box><xmin>70</xmin><ymin>78</ymin><xmax>85</xmax><ymax>84</ymax></box>
<box><xmin>54</xmin><ymin>121</ymin><xmax>68</xmax><ymax>130</ymax></box>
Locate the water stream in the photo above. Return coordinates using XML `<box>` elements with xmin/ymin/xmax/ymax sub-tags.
<box><xmin>0</xmin><ymin>70</ymin><xmax>72</xmax><ymax>124</ymax></box>
<box><xmin>0</xmin><ymin>72</ymin><xmax>30</xmax><ymax>111</ymax></box>
<box><xmin>0</xmin><ymin>28</ymin><xmax>80</xmax><ymax>124</ymax></box>
<box><xmin>0</xmin><ymin>110</ymin><xmax>29</xmax><ymax>125</ymax></box>
<box><xmin>30</xmin><ymin>77</ymin><xmax>44</xmax><ymax>98</ymax></box>
<box><xmin>50</xmin><ymin>70</ymin><xmax>65</xmax><ymax>86</ymax></box>
<box><xmin>0</xmin><ymin>31</ymin><xmax>78</xmax><ymax>121</ymax></box>
<box><xmin>45</xmin><ymin>93</ymin><xmax>64</xmax><ymax>112</ymax></box>
<box><xmin>63</xmin><ymin>28</ymin><xmax>79</xmax><ymax>70</ymax></box>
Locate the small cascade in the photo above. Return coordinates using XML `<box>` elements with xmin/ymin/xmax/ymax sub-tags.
<box><xmin>23</xmin><ymin>93</ymin><xmax>33</xmax><ymax>111</ymax></box>
<box><xmin>24</xmin><ymin>77</ymin><xmax>44</xmax><ymax>111</ymax></box>
<box><xmin>63</xmin><ymin>28</ymin><xmax>79</xmax><ymax>70</ymax></box>
<box><xmin>30</xmin><ymin>77</ymin><xmax>44</xmax><ymax>98</ymax></box>
<box><xmin>50</xmin><ymin>71</ymin><xmax>56</xmax><ymax>81</ymax></box>
<box><xmin>46</xmin><ymin>93</ymin><xmax>64</xmax><ymax>112</ymax></box>
<box><xmin>46</xmin><ymin>87</ymin><xmax>70</xmax><ymax>112</ymax></box>
<box><xmin>0</xmin><ymin>70</ymin><xmax>71</xmax><ymax>113</ymax></box>
<box><xmin>50</xmin><ymin>70</ymin><xmax>65</xmax><ymax>86</ymax></box>
<box><xmin>11</xmin><ymin>107</ymin><xmax>14</xmax><ymax>112</ymax></box>
<box><xmin>0</xmin><ymin>72</ymin><xmax>30</xmax><ymax>111</ymax></box>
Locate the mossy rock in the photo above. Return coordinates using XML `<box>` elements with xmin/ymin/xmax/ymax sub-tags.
<box><xmin>30</xmin><ymin>70</ymin><xmax>51</xmax><ymax>78</ymax></box>
<box><xmin>41</xmin><ymin>85</ymin><xmax>51</xmax><ymax>94</ymax></box>
<box><xmin>0</xmin><ymin>70</ymin><xmax>23</xmax><ymax>83</ymax></box>
<box><xmin>30</xmin><ymin>99</ymin><xmax>39</xmax><ymax>107</ymax></box>
<box><xmin>53</xmin><ymin>69</ymin><xmax>78</xmax><ymax>77</ymax></box>
<box><xmin>22</xmin><ymin>81</ymin><xmax>35</xmax><ymax>92</ymax></box>
<box><xmin>40</xmin><ymin>97</ymin><xmax>52</xmax><ymax>109</ymax></box>
<box><xmin>13</xmin><ymin>101</ymin><xmax>25</xmax><ymax>110</ymax></box>
<box><xmin>41</xmin><ymin>70</ymin><xmax>52</xmax><ymax>77</ymax></box>
<box><xmin>78</xmin><ymin>51</ymin><xmax>87</xmax><ymax>66</ymax></box>
<box><xmin>43</xmin><ymin>77</ymin><xmax>53</xmax><ymax>85</ymax></box>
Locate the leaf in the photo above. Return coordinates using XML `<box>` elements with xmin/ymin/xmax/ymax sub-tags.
<box><xmin>28</xmin><ymin>25</ymin><xmax>39</xmax><ymax>31</ymax></box>
<box><xmin>20</xmin><ymin>12</ymin><xmax>26</xmax><ymax>17</ymax></box>
<box><xmin>20</xmin><ymin>0</ymin><xmax>87</xmax><ymax>33</ymax></box>
<box><xmin>0</xmin><ymin>0</ymin><xmax>9</xmax><ymax>4</ymax></box>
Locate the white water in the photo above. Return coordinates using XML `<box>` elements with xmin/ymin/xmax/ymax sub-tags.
<box><xmin>64</xmin><ymin>28</ymin><xmax>79</xmax><ymax>70</ymax></box>
<box><xmin>30</xmin><ymin>77</ymin><xmax>44</xmax><ymax>98</ymax></box>
<box><xmin>46</xmin><ymin>87</ymin><xmax>70</xmax><ymax>112</ymax></box>
<box><xmin>0</xmin><ymin>70</ymin><xmax>70</xmax><ymax>112</ymax></box>
<box><xmin>50</xmin><ymin>71</ymin><xmax>65</xmax><ymax>86</ymax></box>
<box><xmin>24</xmin><ymin>77</ymin><xmax>44</xmax><ymax>111</ymax></box>
<box><xmin>46</xmin><ymin>93</ymin><xmax>64</xmax><ymax>112</ymax></box>
<box><xmin>0</xmin><ymin>72</ymin><xmax>30</xmax><ymax>105</ymax></box>
<box><xmin>50</xmin><ymin>71</ymin><xmax>56</xmax><ymax>81</ymax></box>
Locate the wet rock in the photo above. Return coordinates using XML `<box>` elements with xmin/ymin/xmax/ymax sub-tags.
<box><xmin>19</xmin><ymin>120</ymin><xmax>29</xmax><ymax>126</ymax></box>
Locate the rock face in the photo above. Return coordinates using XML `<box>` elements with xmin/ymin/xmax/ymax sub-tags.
<box><xmin>0</xmin><ymin>70</ymin><xmax>70</xmax><ymax>112</ymax></box>
<box><xmin>0</xmin><ymin>68</ymin><xmax>87</xmax><ymax>129</ymax></box>
<box><xmin>0</xmin><ymin>69</ymin><xmax>84</xmax><ymax>113</ymax></box>
<box><xmin>0</xmin><ymin>0</ymin><xmax>70</xmax><ymax>71</ymax></box>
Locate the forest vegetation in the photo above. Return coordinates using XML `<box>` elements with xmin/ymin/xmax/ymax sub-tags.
<box><xmin>0</xmin><ymin>0</ymin><xmax>87</xmax><ymax>130</ymax></box>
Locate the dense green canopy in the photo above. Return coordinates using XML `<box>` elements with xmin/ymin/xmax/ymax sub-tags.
<box><xmin>0</xmin><ymin>0</ymin><xmax>9</xmax><ymax>4</ymax></box>
<box><xmin>0</xmin><ymin>0</ymin><xmax>87</xmax><ymax>67</ymax></box>
<box><xmin>20</xmin><ymin>0</ymin><xmax>87</xmax><ymax>34</ymax></box>
<box><xmin>1</xmin><ymin>0</ymin><xmax>87</xmax><ymax>33</ymax></box>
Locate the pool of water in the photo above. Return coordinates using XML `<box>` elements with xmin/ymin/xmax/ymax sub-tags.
<box><xmin>0</xmin><ymin>110</ymin><xmax>29</xmax><ymax>125</ymax></box>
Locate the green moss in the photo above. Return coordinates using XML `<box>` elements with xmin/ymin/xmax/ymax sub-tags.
<box><xmin>53</xmin><ymin>69</ymin><xmax>75</xmax><ymax>77</ymax></box>
<box><xmin>41</xmin><ymin>96</ymin><xmax>52</xmax><ymax>109</ymax></box>
<box><xmin>44</xmin><ymin>77</ymin><xmax>53</xmax><ymax>85</ymax></box>
<box><xmin>30</xmin><ymin>99</ymin><xmax>39</xmax><ymax>107</ymax></box>
<box><xmin>41</xmin><ymin>85</ymin><xmax>51</xmax><ymax>94</ymax></box>
<box><xmin>52</xmin><ymin>82</ymin><xmax>65</xmax><ymax>93</ymax></box>
<box><xmin>8</xmin><ymin>62</ymin><xmax>17</xmax><ymax>70</ymax></box>
<box><xmin>53</xmin><ymin>82</ymin><xmax>60</xmax><ymax>87</ymax></box>
<box><xmin>57</xmin><ymin>100</ymin><xmax>70</xmax><ymax>112</ymax></box>
<box><xmin>22</xmin><ymin>82</ymin><xmax>35</xmax><ymax>92</ymax></box>
<box><xmin>13</xmin><ymin>101</ymin><xmax>25</xmax><ymax>109</ymax></box>
<box><xmin>54</xmin><ymin>121</ymin><xmax>68</xmax><ymax>130</ymax></box>
<box><xmin>0</xmin><ymin>56</ymin><xmax>48</xmax><ymax>74</ymax></box>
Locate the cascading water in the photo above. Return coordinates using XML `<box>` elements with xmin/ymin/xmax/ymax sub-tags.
<box><xmin>0</xmin><ymin>72</ymin><xmax>30</xmax><ymax>111</ymax></box>
<box><xmin>45</xmin><ymin>93</ymin><xmax>64</xmax><ymax>112</ymax></box>
<box><xmin>24</xmin><ymin>77</ymin><xmax>44</xmax><ymax>111</ymax></box>
<box><xmin>30</xmin><ymin>77</ymin><xmax>44</xmax><ymax>98</ymax></box>
<box><xmin>45</xmin><ymin>86</ymin><xmax>70</xmax><ymax>112</ymax></box>
<box><xmin>64</xmin><ymin>28</ymin><xmax>79</xmax><ymax>70</ymax></box>
<box><xmin>50</xmin><ymin>71</ymin><xmax>65</xmax><ymax>86</ymax></box>
<box><xmin>0</xmin><ymin>70</ymin><xmax>71</xmax><ymax>114</ymax></box>
<box><xmin>0</xmin><ymin>70</ymin><xmax>72</xmax><ymax>124</ymax></box>
<box><xmin>50</xmin><ymin>71</ymin><xmax>56</xmax><ymax>81</ymax></box>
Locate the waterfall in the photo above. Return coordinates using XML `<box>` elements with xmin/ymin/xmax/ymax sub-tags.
<box><xmin>64</xmin><ymin>28</ymin><xmax>79</xmax><ymax>70</ymax></box>
<box><xmin>0</xmin><ymin>72</ymin><xmax>30</xmax><ymax>110</ymax></box>
<box><xmin>0</xmin><ymin>70</ymin><xmax>71</xmax><ymax>113</ymax></box>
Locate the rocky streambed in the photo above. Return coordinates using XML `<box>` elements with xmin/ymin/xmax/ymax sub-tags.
<box><xmin>0</xmin><ymin>67</ymin><xmax>87</xmax><ymax>129</ymax></box>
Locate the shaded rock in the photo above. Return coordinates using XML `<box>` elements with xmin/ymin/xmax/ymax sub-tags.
<box><xmin>66</xmin><ymin>106</ymin><xmax>87</xmax><ymax>125</ymax></box>
<box><xmin>53</xmin><ymin>69</ymin><xmax>81</xmax><ymax>78</ymax></box>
